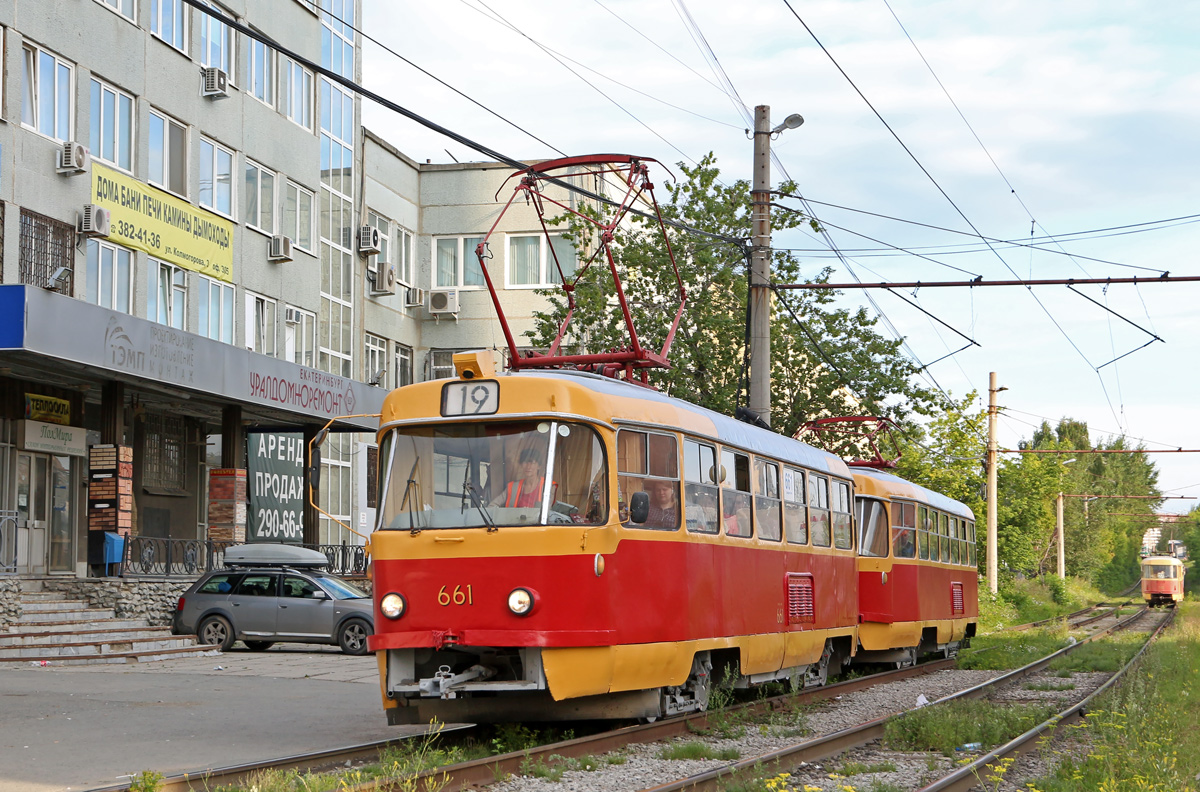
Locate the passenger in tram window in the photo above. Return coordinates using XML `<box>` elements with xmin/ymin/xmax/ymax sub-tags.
<box><xmin>893</xmin><ymin>527</ymin><xmax>916</xmax><ymax>559</ymax></box>
<box><xmin>491</xmin><ymin>447</ymin><xmax>553</xmax><ymax>507</ymax></box>
<box><xmin>643</xmin><ymin>478</ymin><xmax>679</xmax><ymax>528</ymax></box>
<box><xmin>724</xmin><ymin>491</ymin><xmax>752</xmax><ymax>537</ymax></box>
<box><xmin>685</xmin><ymin>484</ymin><xmax>719</xmax><ymax>533</ymax></box>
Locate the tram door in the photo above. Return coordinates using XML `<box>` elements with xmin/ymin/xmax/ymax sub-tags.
<box><xmin>15</xmin><ymin>452</ymin><xmax>73</xmax><ymax>574</ymax></box>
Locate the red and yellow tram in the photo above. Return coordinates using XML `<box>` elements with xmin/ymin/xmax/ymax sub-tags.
<box><xmin>1141</xmin><ymin>555</ymin><xmax>1185</xmax><ymax>607</ymax></box>
<box><xmin>852</xmin><ymin>468</ymin><xmax>978</xmax><ymax>666</ymax></box>
<box><xmin>368</xmin><ymin>353</ymin><xmax>864</xmax><ymax>723</ymax></box>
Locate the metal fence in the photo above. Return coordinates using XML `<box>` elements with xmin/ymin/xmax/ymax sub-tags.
<box><xmin>120</xmin><ymin>537</ymin><xmax>368</xmax><ymax>579</ymax></box>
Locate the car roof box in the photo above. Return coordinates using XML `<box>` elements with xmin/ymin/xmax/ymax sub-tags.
<box><xmin>224</xmin><ymin>543</ymin><xmax>330</xmax><ymax>568</ymax></box>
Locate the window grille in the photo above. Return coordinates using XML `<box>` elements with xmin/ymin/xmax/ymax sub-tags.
<box><xmin>787</xmin><ymin>573</ymin><xmax>815</xmax><ymax>625</ymax></box>
<box><xmin>19</xmin><ymin>209</ymin><xmax>74</xmax><ymax>291</ymax></box>
<box><xmin>143</xmin><ymin>412</ymin><xmax>187</xmax><ymax>491</ymax></box>
<box><xmin>951</xmin><ymin>582</ymin><xmax>965</xmax><ymax>615</ymax></box>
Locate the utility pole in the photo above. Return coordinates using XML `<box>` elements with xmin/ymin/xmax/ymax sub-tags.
<box><xmin>1056</xmin><ymin>492</ymin><xmax>1065</xmax><ymax>579</ymax></box>
<box><xmin>986</xmin><ymin>372</ymin><xmax>1004</xmax><ymax>595</ymax></box>
<box><xmin>749</xmin><ymin>105</ymin><xmax>773</xmax><ymax>426</ymax></box>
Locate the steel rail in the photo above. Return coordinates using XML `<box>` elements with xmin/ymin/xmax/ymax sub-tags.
<box><xmin>634</xmin><ymin>608</ymin><xmax>1151</xmax><ymax>792</ymax></box>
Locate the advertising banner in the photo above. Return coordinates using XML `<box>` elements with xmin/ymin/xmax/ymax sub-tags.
<box><xmin>24</xmin><ymin>394</ymin><xmax>70</xmax><ymax>424</ymax></box>
<box><xmin>248</xmin><ymin>433</ymin><xmax>305</xmax><ymax>543</ymax></box>
<box><xmin>91</xmin><ymin>163</ymin><xmax>234</xmax><ymax>282</ymax></box>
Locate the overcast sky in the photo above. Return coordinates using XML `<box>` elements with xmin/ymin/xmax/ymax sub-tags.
<box><xmin>362</xmin><ymin>0</ymin><xmax>1200</xmax><ymax>512</ymax></box>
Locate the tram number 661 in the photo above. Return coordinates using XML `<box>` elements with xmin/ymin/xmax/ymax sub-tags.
<box><xmin>437</xmin><ymin>585</ymin><xmax>474</xmax><ymax>606</ymax></box>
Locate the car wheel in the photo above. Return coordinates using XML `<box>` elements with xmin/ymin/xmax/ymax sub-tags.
<box><xmin>243</xmin><ymin>640</ymin><xmax>274</xmax><ymax>651</ymax></box>
<box><xmin>338</xmin><ymin>618</ymin><xmax>371</xmax><ymax>655</ymax></box>
<box><xmin>197</xmin><ymin>615</ymin><xmax>234</xmax><ymax>651</ymax></box>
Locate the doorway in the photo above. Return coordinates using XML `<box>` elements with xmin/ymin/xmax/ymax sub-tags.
<box><xmin>16</xmin><ymin>452</ymin><xmax>74</xmax><ymax>574</ymax></box>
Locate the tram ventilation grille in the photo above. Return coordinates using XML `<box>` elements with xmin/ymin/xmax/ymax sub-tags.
<box><xmin>951</xmin><ymin>582</ymin><xmax>964</xmax><ymax>615</ymax></box>
<box><xmin>787</xmin><ymin>574</ymin><xmax>815</xmax><ymax>625</ymax></box>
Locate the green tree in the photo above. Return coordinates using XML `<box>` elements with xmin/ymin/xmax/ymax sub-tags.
<box><xmin>893</xmin><ymin>390</ymin><xmax>986</xmax><ymax>530</ymax></box>
<box><xmin>525</xmin><ymin>154</ymin><xmax>939</xmax><ymax>436</ymax></box>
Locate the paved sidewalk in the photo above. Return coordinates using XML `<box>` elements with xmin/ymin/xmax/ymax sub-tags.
<box><xmin>0</xmin><ymin>645</ymin><xmax>423</xmax><ymax>792</ymax></box>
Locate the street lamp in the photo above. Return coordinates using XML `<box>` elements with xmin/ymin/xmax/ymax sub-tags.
<box><xmin>771</xmin><ymin>114</ymin><xmax>805</xmax><ymax>135</ymax></box>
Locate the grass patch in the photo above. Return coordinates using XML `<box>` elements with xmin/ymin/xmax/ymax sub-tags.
<box><xmin>1046</xmin><ymin>635</ymin><xmax>1140</xmax><ymax>673</ymax></box>
<box><xmin>884</xmin><ymin>699</ymin><xmax>1056</xmax><ymax>756</ymax></box>
<box><xmin>1027</xmin><ymin>601</ymin><xmax>1200</xmax><ymax>790</ymax></box>
<box><xmin>957</xmin><ymin>631</ymin><xmax>1072</xmax><ymax>670</ymax></box>
<box><xmin>518</xmin><ymin>756</ymin><xmax>563</xmax><ymax>782</ymax></box>
<box><xmin>658</xmin><ymin>741</ymin><xmax>740</xmax><ymax>761</ymax></box>
<box><xmin>839</xmin><ymin>759</ymin><xmax>898</xmax><ymax>775</ymax></box>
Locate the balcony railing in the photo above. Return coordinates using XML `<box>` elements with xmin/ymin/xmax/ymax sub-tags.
<box><xmin>120</xmin><ymin>537</ymin><xmax>369</xmax><ymax>579</ymax></box>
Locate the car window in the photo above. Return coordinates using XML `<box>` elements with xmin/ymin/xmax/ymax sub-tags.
<box><xmin>282</xmin><ymin>575</ymin><xmax>322</xmax><ymax>599</ymax></box>
<box><xmin>234</xmin><ymin>574</ymin><xmax>277</xmax><ymax>596</ymax></box>
<box><xmin>317</xmin><ymin>575</ymin><xmax>368</xmax><ymax>600</ymax></box>
<box><xmin>197</xmin><ymin>573</ymin><xmax>240</xmax><ymax>594</ymax></box>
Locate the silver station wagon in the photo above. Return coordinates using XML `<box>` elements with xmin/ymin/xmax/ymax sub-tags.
<box><xmin>171</xmin><ymin>544</ymin><xmax>374</xmax><ymax>655</ymax></box>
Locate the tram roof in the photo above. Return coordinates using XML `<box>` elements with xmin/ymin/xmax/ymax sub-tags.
<box><xmin>851</xmin><ymin>466</ymin><xmax>976</xmax><ymax>521</ymax></box>
<box><xmin>1142</xmin><ymin>555</ymin><xmax>1184</xmax><ymax>565</ymax></box>
<box><xmin>521</xmin><ymin>370</ymin><xmax>851</xmax><ymax>478</ymax></box>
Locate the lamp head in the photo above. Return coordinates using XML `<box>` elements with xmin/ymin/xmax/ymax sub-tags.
<box><xmin>770</xmin><ymin>113</ymin><xmax>805</xmax><ymax>134</ymax></box>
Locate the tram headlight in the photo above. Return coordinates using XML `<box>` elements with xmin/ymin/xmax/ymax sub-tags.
<box><xmin>380</xmin><ymin>592</ymin><xmax>407</xmax><ymax>620</ymax></box>
<box><xmin>507</xmin><ymin>587</ymin><xmax>536</xmax><ymax>616</ymax></box>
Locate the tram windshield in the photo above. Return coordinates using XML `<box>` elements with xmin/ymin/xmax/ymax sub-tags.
<box><xmin>377</xmin><ymin>420</ymin><xmax>608</xmax><ymax>531</ymax></box>
<box><xmin>1142</xmin><ymin>563</ymin><xmax>1179</xmax><ymax>579</ymax></box>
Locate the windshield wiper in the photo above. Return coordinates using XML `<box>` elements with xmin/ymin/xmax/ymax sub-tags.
<box><xmin>400</xmin><ymin>454</ymin><xmax>422</xmax><ymax>535</ymax></box>
<box><xmin>462</xmin><ymin>468</ymin><xmax>497</xmax><ymax>532</ymax></box>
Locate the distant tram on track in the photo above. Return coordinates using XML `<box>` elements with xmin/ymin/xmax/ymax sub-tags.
<box><xmin>366</xmin><ymin>352</ymin><xmax>978</xmax><ymax>723</ymax></box>
<box><xmin>1141</xmin><ymin>555</ymin><xmax>1185</xmax><ymax>608</ymax></box>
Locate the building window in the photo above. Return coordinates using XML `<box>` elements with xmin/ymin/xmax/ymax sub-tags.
<box><xmin>19</xmin><ymin>209</ymin><xmax>75</xmax><ymax>291</ymax></box>
<box><xmin>198</xmin><ymin>275</ymin><xmax>235</xmax><ymax>343</ymax></box>
<box><xmin>395</xmin><ymin>344</ymin><xmax>413</xmax><ymax>388</ymax></box>
<box><xmin>365</xmin><ymin>210</ymin><xmax>390</xmax><ymax>283</ymax></box>
<box><xmin>508</xmin><ymin>234</ymin><xmax>578</xmax><ymax>287</ymax></box>
<box><xmin>200</xmin><ymin>2</ymin><xmax>234</xmax><ymax>74</ymax></box>
<box><xmin>365</xmin><ymin>334</ymin><xmax>387</xmax><ymax>387</ymax></box>
<box><xmin>21</xmin><ymin>44</ymin><xmax>74</xmax><ymax>142</ymax></box>
<box><xmin>243</xmin><ymin>160</ymin><xmax>275</xmax><ymax>233</ymax></box>
<box><xmin>149</xmin><ymin>110</ymin><xmax>187</xmax><ymax>196</ymax></box>
<box><xmin>148</xmin><ymin>260</ymin><xmax>186</xmax><ymax>329</ymax></box>
<box><xmin>199</xmin><ymin>137</ymin><xmax>234</xmax><ymax>216</ymax></box>
<box><xmin>94</xmin><ymin>0</ymin><xmax>135</xmax><ymax>20</ymax></box>
<box><xmin>143</xmin><ymin>412</ymin><xmax>186</xmax><ymax>491</ymax></box>
<box><xmin>90</xmin><ymin>78</ymin><xmax>134</xmax><ymax>172</ymax></box>
<box><xmin>150</xmin><ymin>0</ymin><xmax>188</xmax><ymax>52</ymax></box>
<box><xmin>245</xmin><ymin>292</ymin><xmax>276</xmax><ymax>356</ymax></box>
<box><xmin>247</xmin><ymin>37</ymin><xmax>273</xmax><ymax>105</ymax></box>
<box><xmin>434</xmin><ymin>236</ymin><xmax>486</xmax><ymax>289</ymax></box>
<box><xmin>284</xmin><ymin>305</ymin><xmax>316</xmax><ymax>367</ymax></box>
<box><xmin>429</xmin><ymin>350</ymin><xmax>458</xmax><ymax>381</ymax></box>
<box><xmin>284</xmin><ymin>181</ymin><xmax>314</xmax><ymax>251</ymax></box>
<box><xmin>282</xmin><ymin>58</ymin><xmax>313</xmax><ymax>129</ymax></box>
<box><xmin>396</xmin><ymin>228</ymin><xmax>414</xmax><ymax>286</ymax></box>
<box><xmin>86</xmin><ymin>240</ymin><xmax>132</xmax><ymax>313</ymax></box>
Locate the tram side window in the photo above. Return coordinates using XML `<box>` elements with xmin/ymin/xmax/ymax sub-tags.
<box><xmin>891</xmin><ymin>501</ymin><xmax>916</xmax><ymax>559</ymax></box>
<box><xmin>967</xmin><ymin>521</ymin><xmax>976</xmax><ymax>566</ymax></box>
<box><xmin>917</xmin><ymin>506</ymin><xmax>930</xmax><ymax>560</ymax></box>
<box><xmin>783</xmin><ymin>467</ymin><xmax>808</xmax><ymax>545</ymax></box>
<box><xmin>683</xmin><ymin>439</ymin><xmax>720</xmax><ymax>534</ymax></box>
<box><xmin>809</xmin><ymin>474</ymin><xmax>831</xmax><ymax>547</ymax></box>
<box><xmin>618</xmin><ymin>429</ymin><xmax>679</xmax><ymax>530</ymax></box>
<box><xmin>754</xmin><ymin>458</ymin><xmax>782</xmax><ymax>541</ymax></box>
<box><xmin>720</xmin><ymin>449</ymin><xmax>752</xmax><ymax>537</ymax></box>
<box><xmin>949</xmin><ymin>517</ymin><xmax>960</xmax><ymax>564</ymax></box>
<box><xmin>939</xmin><ymin>513</ymin><xmax>950</xmax><ymax>561</ymax></box>
<box><xmin>857</xmin><ymin>498</ymin><xmax>889</xmax><ymax>557</ymax></box>
<box><xmin>927</xmin><ymin>510</ymin><xmax>940</xmax><ymax>562</ymax></box>
<box><xmin>831</xmin><ymin>481</ymin><xmax>853</xmax><ymax>550</ymax></box>
<box><xmin>551</xmin><ymin>424</ymin><xmax>608</xmax><ymax>525</ymax></box>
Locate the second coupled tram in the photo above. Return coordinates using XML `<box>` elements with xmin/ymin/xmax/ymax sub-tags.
<box><xmin>1141</xmin><ymin>555</ymin><xmax>1185</xmax><ymax>607</ymax></box>
<box><xmin>367</xmin><ymin>353</ymin><xmax>977</xmax><ymax>723</ymax></box>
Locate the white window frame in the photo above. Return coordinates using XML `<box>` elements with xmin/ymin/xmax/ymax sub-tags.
<box><xmin>506</xmin><ymin>233</ymin><xmax>578</xmax><ymax>288</ymax></box>
<box><xmin>148</xmin><ymin>259</ymin><xmax>187</xmax><ymax>330</ymax></box>
<box><xmin>284</xmin><ymin>181</ymin><xmax>314</xmax><ymax>253</ymax></box>
<box><xmin>245</xmin><ymin>291</ymin><xmax>276</xmax><ymax>357</ymax></box>
<box><xmin>365</xmin><ymin>334</ymin><xmax>387</xmax><ymax>387</ymax></box>
<box><xmin>85</xmin><ymin>239</ymin><xmax>133</xmax><ymax>314</ymax></box>
<box><xmin>434</xmin><ymin>235</ymin><xmax>487</xmax><ymax>290</ymax></box>
<box><xmin>150</xmin><ymin>0</ymin><xmax>188</xmax><ymax>53</ymax></box>
<box><xmin>90</xmin><ymin>77</ymin><xmax>135</xmax><ymax>172</ymax></box>
<box><xmin>247</xmin><ymin>36</ymin><xmax>274</xmax><ymax>107</ymax></box>
<box><xmin>21</xmin><ymin>43</ymin><xmax>74</xmax><ymax>143</ymax></box>
<box><xmin>199</xmin><ymin>136</ymin><xmax>234</xmax><ymax>218</ymax></box>
<box><xmin>243</xmin><ymin>159</ymin><xmax>276</xmax><ymax>235</ymax></box>
<box><xmin>429</xmin><ymin>350</ymin><xmax>459</xmax><ymax>381</ymax></box>
<box><xmin>200</xmin><ymin>2</ymin><xmax>235</xmax><ymax>77</ymax></box>
<box><xmin>395</xmin><ymin>344</ymin><xmax>413</xmax><ymax>388</ymax></box>
<box><xmin>93</xmin><ymin>0</ymin><xmax>135</xmax><ymax>21</ymax></box>
<box><xmin>198</xmin><ymin>274</ymin><xmax>235</xmax><ymax>344</ymax></box>
<box><xmin>365</xmin><ymin>210</ymin><xmax>391</xmax><ymax>282</ymax></box>
<box><xmin>283</xmin><ymin>305</ymin><xmax>316</xmax><ymax>368</ymax></box>
<box><xmin>281</xmin><ymin>57</ymin><xmax>313</xmax><ymax>130</ymax></box>
<box><xmin>395</xmin><ymin>227</ymin><xmax>414</xmax><ymax>287</ymax></box>
<box><xmin>150</xmin><ymin>109</ymin><xmax>189</xmax><ymax>196</ymax></box>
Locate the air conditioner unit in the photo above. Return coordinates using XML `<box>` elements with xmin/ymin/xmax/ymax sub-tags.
<box><xmin>357</xmin><ymin>226</ymin><xmax>382</xmax><ymax>255</ymax></box>
<box><xmin>78</xmin><ymin>205</ymin><xmax>111</xmax><ymax>237</ymax></box>
<box><xmin>404</xmin><ymin>287</ymin><xmax>426</xmax><ymax>308</ymax></box>
<box><xmin>368</xmin><ymin>265</ymin><xmax>396</xmax><ymax>296</ymax></box>
<box><xmin>57</xmin><ymin>141</ymin><xmax>90</xmax><ymax>175</ymax></box>
<box><xmin>268</xmin><ymin>235</ymin><xmax>294</xmax><ymax>262</ymax></box>
<box><xmin>284</xmin><ymin>307</ymin><xmax>303</xmax><ymax>325</ymax></box>
<box><xmin>201</xmin><ymin>67</ymin><xmax>229</xmax><ymax>98</ymax></box>
<box><xmin>428</xmin><ymin>288</ymin><xmax>459</xmax><ymax>315</ymax></box>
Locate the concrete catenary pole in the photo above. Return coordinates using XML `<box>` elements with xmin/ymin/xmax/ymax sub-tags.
<box><xmin>749</xmin><ymin>105</ymin><xmax>773</xmax><ymax>426</ymax></box>
<box><xmin>986</xmin><ymin>371</ymin><xmax>1003</xmax><ymax>595</ymax></box>
<box><xmin>1056</xmin><ymin>492</ymin><xmax>1065</xmax><ymax>579</ymax></box>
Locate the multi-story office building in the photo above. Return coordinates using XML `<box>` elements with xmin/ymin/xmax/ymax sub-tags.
<box><xmin>0</xmin><ymin>0</ymin><xmax>579</xmax><ymax>578</ymax></box>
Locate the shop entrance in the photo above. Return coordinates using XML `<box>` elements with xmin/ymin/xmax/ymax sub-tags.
<box><xmin>15</xmin><ymin>452</ymin><xmax>74</xmax><ymax>574</ymax></box>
